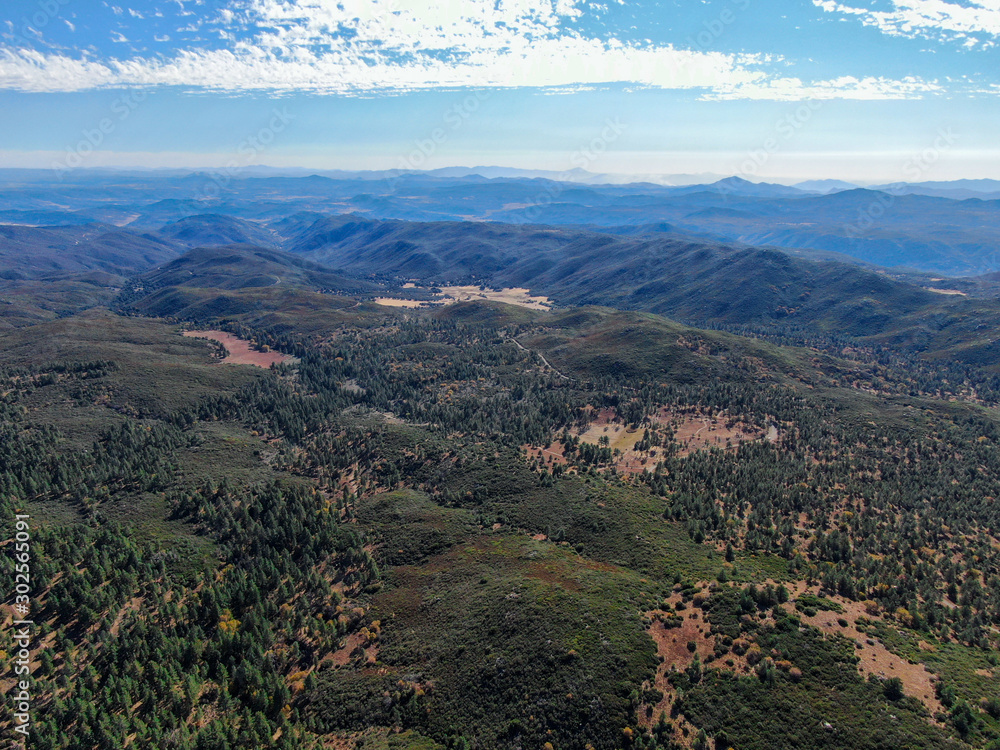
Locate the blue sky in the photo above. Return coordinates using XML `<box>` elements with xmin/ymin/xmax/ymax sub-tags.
<box><xmin>0</xmin><ymin>0</ymin><xmax>998</xmax><ymax>182</ymax></box>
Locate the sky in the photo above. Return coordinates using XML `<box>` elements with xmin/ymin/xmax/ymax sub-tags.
<box><xmin>0</xmin><ymin>0</ymin><xmax>998</xmax><ymax>183</ymax></box>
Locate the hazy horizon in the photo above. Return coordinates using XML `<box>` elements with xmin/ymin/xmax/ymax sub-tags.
<box><xmin>1</xmin><ymin>162</ymin><xmax>999</xmax><ymax>189</ymax></box>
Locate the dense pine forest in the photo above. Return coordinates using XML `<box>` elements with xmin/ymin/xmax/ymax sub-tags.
<box><xmin>2</xmin><ymin>290</ymin><xmax>999</xmax><ymax>749</ymax></box>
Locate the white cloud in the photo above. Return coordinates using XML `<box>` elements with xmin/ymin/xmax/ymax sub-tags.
<box><xmin>710</xmin><ymin>75</ymin><xmax>943</xmax><ymax>101</ymax></box>
<box><xmin>0</xmin><ymin>49</ymin><xmax>118</xmax><ymax>91</ymax></box>
<box><xmin>0</xmin><ymin>0</ymin><xmax>951</xmax><ymax>99</ymax></box>
<box><xmin>813</xmin><ymin>0</ymin><xmax>1000</xmax><ymax>45</ymax></box>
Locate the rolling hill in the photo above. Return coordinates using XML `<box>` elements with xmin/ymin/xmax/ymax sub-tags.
<box><xmin>62</xmin><ymin>211</ymin><xmax>993</xmax><ymax>366</ymax></box>
<box><xmin>4</xmin><ymin>178</ymin><xmax>1000</xmax><ymax>750</ymax></box>
<box><xmin>158</xmin><ymin>214</ymin><xmax>283</xmax><ymax>248</ymax></box>
<box><xmin>115</xmin><ymin>244</ymin><xmax>384</xmax><ymax>324</ymax></box>
<box><xmin>261</xmin><ymin>214</ymin><xmax>951</xmax><ymax>338</ymax></box>
<box><xmin>0</xmin><ymin>223</ymin><xmax>179</xmax><ymax>278</ymax></box>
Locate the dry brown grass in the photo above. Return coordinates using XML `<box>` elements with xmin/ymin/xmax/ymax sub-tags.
<box><xmin>437</xmin><ymin>286</ymin><xmax>551</xmax><ymax>310</ymax></box>
<box><xmin>373</xmin><ymin>285</ymin><xmax>552</xmax><ymax>311</ymax></box>
<box><xmin>373</xmin><ymin>297</ymin><xmax>424</xmax><ymax>308</ymax></box>
<box><xmin>522</xmin><ymin>406</ymin><xmax>775</xmax><ymax>477</ymax></box>
<box><xmin>650</xmin><ymin>408</ymin><xmax>771</xmax><ymax>456</ymax></box>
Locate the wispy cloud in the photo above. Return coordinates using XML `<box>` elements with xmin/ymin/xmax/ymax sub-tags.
<box><xmin>0</xmin><ymin>0</ymin><xmax>951</xmax><ymax>98</ymax></box>
<box><xmin>814</xmin><ymin>0</ymin><xmax>1000</xmax><ymax>47</ymax></box>
<box><xmin>709</xmin><ymin>75</ymin><xmax>943</xmax><ymax>101</ymax></box>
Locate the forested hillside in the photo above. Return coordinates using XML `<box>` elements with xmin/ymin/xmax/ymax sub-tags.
<box><xmin>1</xmin><ymin>178</ymin><xmax>999</xmax><ymax>750</ymax></box>
<box><xmin>2</xmin><ymin>277</ymin><xmax>999</xmax><ymax>749</ymax></box>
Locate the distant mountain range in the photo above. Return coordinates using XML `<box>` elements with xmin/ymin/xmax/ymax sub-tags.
<box><xmin>4</xmin><ymin>165</ymin><xmax>999</xmax><ymax>192</ymax></box>
<box><xmin>1</xmin><ymin>169</ymin><xmax>999</xmax><ymax>278</ymax></box>
<box><xmin>3</xmin><ymin>201</ymin><xmax>1000</xmax><ymax>365</ymax></box>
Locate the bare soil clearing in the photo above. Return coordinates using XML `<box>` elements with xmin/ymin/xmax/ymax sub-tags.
<box><xmin>639</xmin><ymin>582</ymin><xmax>948</xmax><ymax>739</ymax></box>
<box><xmin>373</xmin><ymin>297</ymin><xmax>424</xmax><ymax>308</ymax></box>
<box><xmin>570</xmin><ymin>408</ymin><xmax>769</xmax><ymax>474</ymax></box>
<box><xmin>523</xmin><ymin>407</ymin><xmax>774</xmax><ymax>476</ymax></box>
<box><xmin>641</xmin><ymin>594</ymin><xmax>717</xmax><ymax>745</ymax></box>
<box><xmin>523</xmin><ymin>442</ymin><xmax>570</xmax><ymax>467</ymax></box>
<box><xmin>373</xmin><ymin>285</ymin><xmax>552</xmax><ymax>311</ymax></box>
<box><xmin>651</xmin><ymin>408</ymin><xmax>770</xmax><ymax>456</ymax></box>
<box><xmin>783</xmin><ymin>592</ymin><xmax>945</xmax><ymax>717</ymax></box>
<box><xmin>329</xmin><ymin>631</ymin><xmax>378</xmax><ymax>667</ymax></box>
<box><xmin>438</xmin><ymin>285</ymin><xmax>551</xmax><ymax>309</ymax></box>
<box><xmin>183</xmin><ymin>330</ymin><xmax>293</xmax><ymax>368</ymax></box>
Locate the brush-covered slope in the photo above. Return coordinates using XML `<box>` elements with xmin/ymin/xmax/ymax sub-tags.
<box><xmin>115</xmin><ymin>244</ymin><xmax>384</xmax><ymax>325</ymax></box>
<box><xmin>0</xmin><ymin>223</ymin><xmax>179</xmax><ymax>278</ymax></box>
<box><xmin>158</xmin><ymin>214</ymin><xmax>281</xmax><ymax>248</ymax></box>
<box><xmin>282</xmin><ymin>215</ymin><xmax>943</xmax><ymax>336</ymax></box>
<box><xmin>5</xmin><ymin>292</ymin><xmax>999</xmax><ymax>750</ymax></box>
<box><xmin>285</xmin><ymin>214</ymin><xmax>584</xmax><ymax>279</ymax></box>
<box><xmin>135</xmin><ymin>244</ymin><xmax>375</xmax><ymax>293</ymax></box>
<box><xmin>278</xmin><ymin>213</ymin><xmax>1000</xmax><ymax>366</ymax></box>
<box><xmin>0</xmin><ymin>273</ymin><xmax>124</xmax><ymax>328</ymax></box>
<box><xmin>479</xmin><ymin>186</ymin><xmax>1000</xmax><ymax>277</ymax></box>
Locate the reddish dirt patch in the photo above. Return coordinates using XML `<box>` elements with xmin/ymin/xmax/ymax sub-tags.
<box><xmin>784</xmin><ymin>593</ymin><xmax>944</xmax><ymax>717</ymax></box>
<box><xmin>525</xmin><ymin>408</ymin><xmax>777</xmax><ymax>477</ymax></box>
<box><xmin>652</xmin><ymin>408</ymin><xmax>769</xmax><ymax>457</ymax></box>
<box><xmin>643</xmin><ymin>597</ymin><xmax>714</xmax><ymax>704</ymax></box>
<box><xmin>329</xmin><ymin>631</ymin><xmax>377</xmax><ymax>667</ymax></box>
<box><xmin>641</xmin><ymin>595</ymin><xmax>717</xmax><ymax>745</ymax></box>
<box><xmin>184</xmin><ymin>330</ymin><xmax>293</xmax><ymax>368</ymax></box>
<box><xmin>319</xmin><ymin>727</ymin><xmax>384</xmax><ymax>750</ymax></box>
<box><xmin>640</xmin><ymin>582</ymin><xmax>948</xmax><ymax>741</ymax></box>
<box><xmin>523</xmin><ymin>442</ymin><xmax>570</xmax><ymax>466</ymax></box>
<box><xmin>649</xmin><ymin>608</ymin><xmax>714</xmax><ymax>673</ymax></box>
